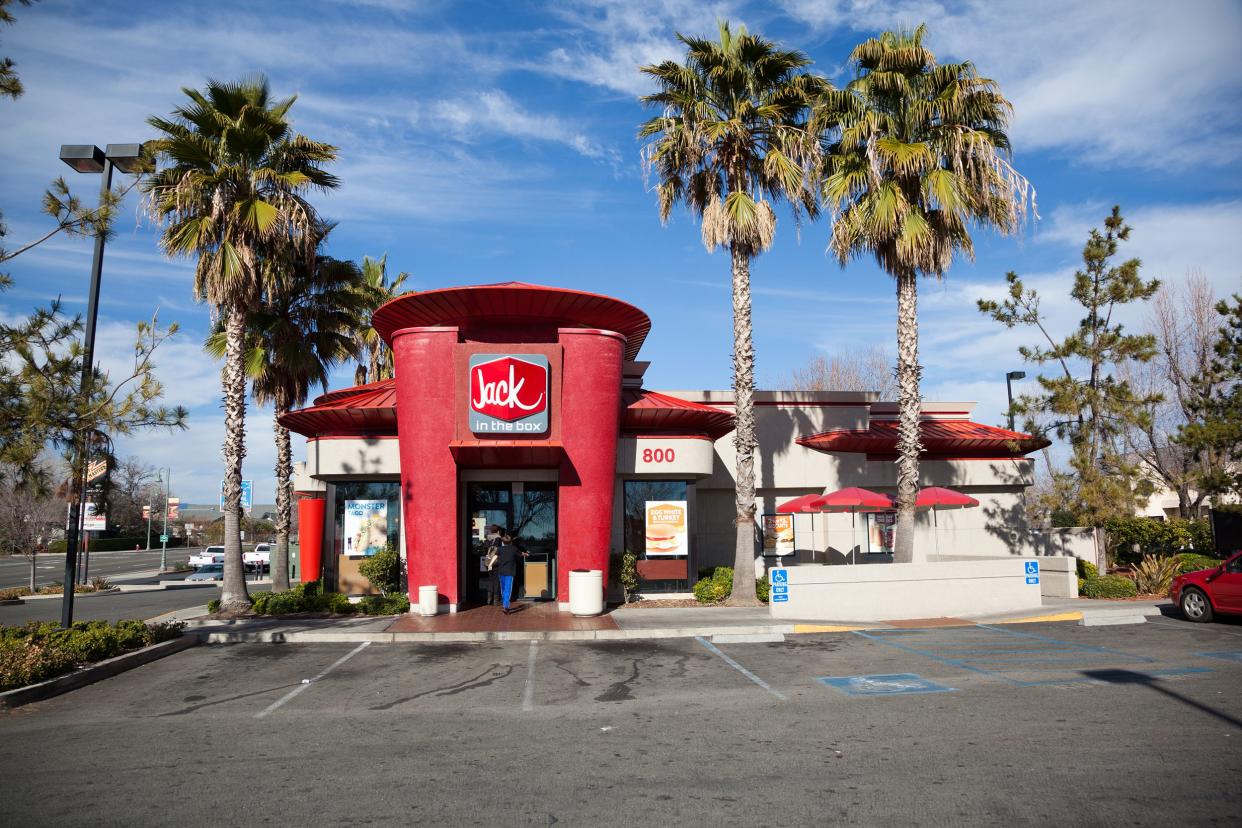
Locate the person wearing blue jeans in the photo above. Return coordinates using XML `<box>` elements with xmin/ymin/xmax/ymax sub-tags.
<box><xmin>493</xmin><ymin>533</ymin><xmax>525</xmax><ymax>614</ymax></box>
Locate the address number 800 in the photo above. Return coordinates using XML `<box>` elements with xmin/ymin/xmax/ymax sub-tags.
<box><xmin>641</xmin><ymin>448</ymin><xmax>676</xmax><ymax>463</ymax></box>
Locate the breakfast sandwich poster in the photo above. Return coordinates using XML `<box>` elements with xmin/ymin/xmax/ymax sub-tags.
<box><xmin>763</xmin><ymin>514</ymin><xmax>795</xmax><ymax>556</ymax></box>
<box><xmin>644</xmin><ymin>501</ymin><xmax>687</xmax><ymax>557</ymax></box>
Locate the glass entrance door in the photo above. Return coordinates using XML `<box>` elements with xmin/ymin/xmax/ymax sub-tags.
<box><xmin>465</xmin><ymin>482</ymin><xmax>558</xmax><ymax>604</ymax></box>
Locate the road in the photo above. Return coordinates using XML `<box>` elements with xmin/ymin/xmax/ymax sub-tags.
<box><xmin>0</xmin><ymin>548</ymin><xmax>200</xmax><ymax>590</ymax></box>
<box><xmin>2</xmin><ymin>617</ymin><xmax>1240</xmax><ymax>826</ymax></box>
<box><xmin>0</xmin><ymin>582</ymin><xmax>275</xmax><ymax>625</ymax></box>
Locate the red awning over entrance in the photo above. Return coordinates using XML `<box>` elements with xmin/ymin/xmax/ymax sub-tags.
<box><xmin>797</xmin><ymin>419</ymin><xmax>1049</xmax><ymax>459</ymax></box>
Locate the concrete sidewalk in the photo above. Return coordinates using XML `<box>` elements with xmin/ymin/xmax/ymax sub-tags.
<box><xmin>184</xmin><ymin>596</ymin><xmax>1176</xmax><ymax>644</ymax></box>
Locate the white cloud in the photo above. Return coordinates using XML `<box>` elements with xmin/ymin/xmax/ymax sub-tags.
<box><xmin>778</xmin><ymin>0</ymin><xmax>1242</xmax><ymax>167</ymax></box>
<box><xmin>537</xmin><ymin>0</ymin><xmax>746</xmax><ymax>96</ymax></box>
<box><xmin>432</xmin><ymin>90</ymin><xmax>618</xmax><ymax>161</ymax></box>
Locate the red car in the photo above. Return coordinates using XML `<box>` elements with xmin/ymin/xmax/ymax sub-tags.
<box><xmin>1171</xmin><ymin>551</ymin><xmax>1242</xmax><ymax>622</ymax></box>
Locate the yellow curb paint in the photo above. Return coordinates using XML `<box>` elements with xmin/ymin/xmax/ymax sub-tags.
<box><xmin>997</xmin><ymin>612</ymin><xmax>1083</xmax><ymax>625</ymax></box>
<box><xmin>792</xmin><ymin>624</ymin><xmax>866</xmax><ymax>634</ymax></box>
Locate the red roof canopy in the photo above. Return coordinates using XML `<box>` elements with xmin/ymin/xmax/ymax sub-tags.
<box><xmin>798</xmin><ymin>419</ymin><xmax>1049</xmax><ymax>459</ymax></box>
<box><xmin>280</xmin><ymin>379</ymin><xmax>397</xmax><ymax>438</ymax></box>
<box><xmin>373</xmin><ymin>282</ymin><xmax>653</xmax><ymax>361</ymax></box>
<box><xmin>622</xmin><ymin>389</ymin><xmax>735</xmax><ymax>440</ymax></box>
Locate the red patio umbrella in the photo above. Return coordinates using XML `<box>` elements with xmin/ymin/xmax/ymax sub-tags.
<box><xmin>915</xmin><ymin>487</ymin><xmax>980</xmax><ymax>558</ymax></box>
<box><xmin>777</xmin><ymin>494</ymin><xmax>829</xmax><ymax>562</ymax></box>
<box><xmin>809</xmin><ymin>487</ymin><xmax>896</xmax><ymax>564</ymax></box>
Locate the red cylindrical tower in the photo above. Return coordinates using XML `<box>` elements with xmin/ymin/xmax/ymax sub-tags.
<box><xmin>556</xmin><ymin>328</ymin><xmax>625</xmax><ymax>601</ymax></box>
<box><xmin>392</xmin><ymin>326</ymin><xmax>461</xmax><ymax>609</ymax></box>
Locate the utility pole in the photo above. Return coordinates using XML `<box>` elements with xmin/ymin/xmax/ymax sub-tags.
<box><xmin>160</xmin><ymin>466</ymin><xmax>171</xmax><ymax>572</ymax></box>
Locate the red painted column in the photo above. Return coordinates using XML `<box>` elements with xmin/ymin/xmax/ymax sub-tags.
<box><xmin>392</xmin><ymin>327</ymin><xmax>460</xmax><ymax>609</ymax></box>
<box><xmin>297</xmin><ymin>497</ymin><xmax>325</xmax><ymax>583</ymax></box>
<box><xmin>557</xmin><ymin>328</ymin><xmax>625</xmax><ymax>603</ymax></box>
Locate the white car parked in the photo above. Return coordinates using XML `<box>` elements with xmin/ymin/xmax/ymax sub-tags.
<box><xmin>243</xmin><ymin>543</ymin><xmax>271</xmax><ymax>571</ymax></box>
<box><xmin>189</xmin><ymin>545</ymin><xmax>225</xmax><ymax>568</ymax></box>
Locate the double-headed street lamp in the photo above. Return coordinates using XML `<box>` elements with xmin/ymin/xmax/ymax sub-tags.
<box><xmin>57</xmin><ymin>142</ymin><xmax>144</xmax><ymax>628</ymax></box>
<box><xmin>1005</xmin><ymin>370</ymin><xmax>1027</xmax><ymax>431</ymax></box>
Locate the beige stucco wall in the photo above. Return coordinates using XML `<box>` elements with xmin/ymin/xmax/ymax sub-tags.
<box><xmin>303</xmin><ymin>437</ymin><xmax>401</xmax><ymax>479</ymax></box>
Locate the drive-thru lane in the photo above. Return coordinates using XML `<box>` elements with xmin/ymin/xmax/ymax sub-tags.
<box><xmin>1</xmin><ymin>620</ymin><xmax>1239</xmax><ymax>826</ymax></box>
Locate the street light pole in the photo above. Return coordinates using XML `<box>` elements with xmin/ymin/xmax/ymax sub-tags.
<box><xmin>57</xmin><ymin>143</ymin><xmax>143</xmax><ymax>628</ymax></box>
<box><xmin>1005</xmin><ymin>370</ymin><xmax>1027</xmax><ymax>432</ymax></box>
<box><xmin>160</xmin><ymin>466</ymin><xmax>171</xmax><ymax>572</ymax></box>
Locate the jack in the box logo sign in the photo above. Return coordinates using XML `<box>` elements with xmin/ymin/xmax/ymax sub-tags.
<box><xmin>469</xmin><ymin>354</ymin><xmax>549</xmax><ymax>434</ymax></box>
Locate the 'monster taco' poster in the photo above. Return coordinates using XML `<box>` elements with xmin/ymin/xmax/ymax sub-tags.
<box><xmin>644</xmin><ymin>501</ymin><xmax>687</xmax><ymax>557</ymax></box>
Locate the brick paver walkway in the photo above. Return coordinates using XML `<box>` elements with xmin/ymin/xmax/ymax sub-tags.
<box><xmin>388</xmin><ymin>602</ymin><xmax>618</xmax><ymax>633</ymax></box>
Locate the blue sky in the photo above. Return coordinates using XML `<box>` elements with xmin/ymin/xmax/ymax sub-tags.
<box><xmin>2</xmin><ymin>0</ymin><xmax>1241</xmax><ymax>503</ymax></box>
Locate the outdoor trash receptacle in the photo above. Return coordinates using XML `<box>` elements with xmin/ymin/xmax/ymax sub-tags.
<box><xmin>418</xmin><ymin>586</ymin><xmax>438</xmax><ymax>617</ymax></box>
<box><xmin>568</xmin><ymin>569</ymin><xmax>604</xmax><ymax>617</ymax></box>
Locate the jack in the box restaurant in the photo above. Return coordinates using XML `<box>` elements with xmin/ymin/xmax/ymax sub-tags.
<box><xmin>283</xmin><ymin>282</ymin><xmax>1050</xmax><ymax>613</ymax></box>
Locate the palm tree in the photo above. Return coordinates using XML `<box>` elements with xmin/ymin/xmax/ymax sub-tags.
<box><xmin>639</xmin><ymin>22</ymin><xmax>826</xmax><ymax>605</ymax></box>
<box><xmin>815</xmin><ymin>25</ymin><xmax>1034</xmax><ymax>563</ymax></box>
<box><xmin>208</xmin><ymin>225</ymin><xmax>366</xmax><ymax>592</ymax></box>
<box><xmin>353</xmin><ymin>254</ymin><xmax>410</xmax><ymax>386</ymax></box>
<box><xmin>144</xmin><ymin>77</ymin><xmax>339</xmax><ymax>612</ymax></box>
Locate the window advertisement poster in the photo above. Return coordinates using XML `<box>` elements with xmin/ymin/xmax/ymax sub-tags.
<box><xmin>868</xmin><ymin>511</ymin><xmax>896</xmax><ymax>554</ymax></box>
<box><xmin>762</xmin><ymin>514</ymin><xmax>795</xmax><ymax>556</ymax></box>
<box><xmin>644</xmin><ymin>501</ymin><xmax>687</xmax><ymax>557</ymax></box>
<box><xmin>344</xmin><ymin>499</ymin><xmax>388</xmax><ymax>556</ymax></box>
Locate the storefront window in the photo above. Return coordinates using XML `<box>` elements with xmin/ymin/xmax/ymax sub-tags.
<box><xmin>623</xmin><ymin>480</ymin><xmax>691</xmax><ymax>593</ymax></box>
<box><xmin>333</xmin><ymin>481</ymin><xmax>401</xmax><ymax>594</ymax></box>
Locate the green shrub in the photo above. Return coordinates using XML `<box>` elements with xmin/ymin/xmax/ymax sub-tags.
<box><xmin>1081</xmin><ymin>575</ymin><xmax>1138</xmax><ymax>599</ymax></box>
<box><xmin>1175</xmin><ymin>553</ymin><xmax>1222</xmax><ymax>575</ymax></box>
<box><xmin>326</xmin><ymin>592</ymin><xmax>357</xmax><ymax>614</ymax></box>
<box><xmin>359</xmin><ymin>545</ymin><xmax>402</xmax><ymax>595</ymax></box>
<box><xmin>0</xmin><ymin>619</ymin><xmax>186</xmax><ymax>691</ymax></box>
<box><xmin>692</xmin><ymin>566</ymin><xmax>768</xmax><ymax>604</ymax></box>
<box><xmin>620</xmin><ymin>552</ymin><xmax>639</xmax><ymax>602</ymax></box>
<box><xmin>694</xmin><ymin>567</ymin><xmax>733</xmax><ymax>604</ymax></box>
<box><xmin>0</xmin><ymin>587</ymin><xmax>32</xmax><ymax>600</ymax></box>
<box><xmin>1104</xmin><ymin>516</ymin><xmax>1213</xmax><ymax>565</ymax></box>
<box><xmin>1076</xmin><ymin>559</ymin><xmax>1098</xmax><ymax>580</ymax></box>
<box><xmin>207</xmin><ymin>598</ymin><xmax>221</xmax><ymax>614</ymax></box>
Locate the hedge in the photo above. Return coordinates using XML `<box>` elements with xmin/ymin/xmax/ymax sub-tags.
<box><xmin>1081</xmin><ymin>575</ymin><xmax>1138</xmax><ymax>599</ymax></box>
<box><xmin>1175</xmin><ymin>553</ymin><xmax>1223</xmax><ymax>575</ymax></box>
<box><xmin>48</xmin><ymin>536</ymin><xmax>188</xmax><ymax>554</ymax></box>
<box><xmin>1103</xmin><ymin>516</ymin><xmax>1214</xmax><ymax>565</ymax></box>
<box><xmin>240</xmin><ymin>582</ymin><xmax>410</xmax><ymax>616</ymax></box>
<box><xmin>0</xmin><ymin>620</ymin><xmax>185</xmax><ymax>692</ymax></box>
<box><xmin>693</xmin><ymin>566</ymin><xmax>769</xmax><ymax>604</ymax></box>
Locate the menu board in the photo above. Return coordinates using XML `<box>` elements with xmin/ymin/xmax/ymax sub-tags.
<box><xmin>344</xmin><ymin>499</ymin><xmax>388</xmax><ymax>556</ymax></box>
<box><xmin>868</xmin><ymin>511</ymin><xmax>896</xmax><ymax>555</ymax></box>
<box><xmin>762</xmin><ymin>514</ymin><xmax>794</xmax><ymax>556</ymax></box>
<box><xmin>644</xmin><ymin>501</ymin><xmax>688</xmax><ymax>557</ymax></box>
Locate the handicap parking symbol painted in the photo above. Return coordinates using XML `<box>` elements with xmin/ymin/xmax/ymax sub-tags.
<box><xmin>817</xmin><ymin>673</ymin><xmax>956</xmax><ymax>697</ymax></box>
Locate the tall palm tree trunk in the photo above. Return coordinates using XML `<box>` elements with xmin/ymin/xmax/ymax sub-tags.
<box><xmin>272</xmin><ymin>405</ymin><xmax>292</xmax><ymax>592</ymax></box>
<box><xmin>727</xmin><ymin>242</ymin><xmax>760</xmax><ymax>606</ymax></box>
<box><xmin>219</xmin><ymin>307</ymin><xmax>252</xmax><ymax>612</ymax></box>
<box><xmin>893</xmin><ymin>270</ymin><xmax>922</xmax><ymax>564</ymax></box>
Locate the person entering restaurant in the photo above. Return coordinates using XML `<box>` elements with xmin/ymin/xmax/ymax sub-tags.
<box><xmin>484</xmin><ymin>524</ymin><xmax>503</xmax><ymax>606</ymax></box>
<box><xmin>495</xmin><ymin>533</ymin><xmax>526</xmax><ymax>614</ymax></box>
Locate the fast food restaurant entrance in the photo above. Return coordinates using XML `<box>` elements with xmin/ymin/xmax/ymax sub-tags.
<box><xmin>464</xmin><ymin>481</ymin><xmax>558</xmax><ymax>604</ymax></box>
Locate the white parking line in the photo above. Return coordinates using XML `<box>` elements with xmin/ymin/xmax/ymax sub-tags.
<box><xmin>522</xmin><ymin>640</ymin><xmax>538</xmax><ymax>711</ymax></box>
<box><xmin>696</xmin><ymin>636</ymin><xmax>787</xmax><ymax>701</ymax></box>
<box><xmin>255</xmin><ymin>642</ymin><xmax>371</xmax><ymax>719</ymax></box>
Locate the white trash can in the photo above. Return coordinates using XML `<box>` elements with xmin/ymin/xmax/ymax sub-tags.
<box><xmin>568</xmin><ymin>569</ymin><xmax>604</xmax><ymax>617</ymax></box>
<box><xmin>418</xmin><ymin>585</ymin><xmax>438</xmax><ymax>617</ymax></box>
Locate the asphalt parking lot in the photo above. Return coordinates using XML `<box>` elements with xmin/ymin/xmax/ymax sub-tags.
<box><xmin>2</xmin><ymin>617</ymin><xmax>1240</xmax><ymax>827</ymax></box>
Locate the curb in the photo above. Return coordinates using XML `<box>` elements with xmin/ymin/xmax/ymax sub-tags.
<box><xmin>6</xmin><ymin>587</ymin><xmax>123</xmax><ymax>602</ymax></box>
<box><xmin>0</xmin><ymin>635</ymin><xmax>199</xmax><ymax>709</ymax></box>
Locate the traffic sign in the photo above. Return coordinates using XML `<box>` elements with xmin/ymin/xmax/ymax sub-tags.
<box><xmin>772</xmin><ymin>585</ymin><xmax>788</xmax><ymax>595</ymax></box>
<box><xmin>771</xmin><ymin>569</ymin><xmax>788</xmax><ymax>585</ymax></box>
<box><xmin>159</xmin><ymin>534</ymin><xmax>168</xmax><ymax>543</ymax></box>
<box><xmin>220</xmin><ymin>479</ymin><xmax>254</xmax><ymax>514</ymax></box>
<box><xmin>771</xmin><ymin>593</ymin><xmax>789</xmax><ymax>602</ymax></box>
<box><xmin>1025</xmin><ymin>560</ymin><xmax>1039</xmax><ymax>585</ymax></box>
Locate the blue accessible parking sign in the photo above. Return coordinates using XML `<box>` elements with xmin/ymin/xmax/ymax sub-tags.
<box><xmin>1025</xmin><ymin>560</ymin><xmax>1039</xmax><ymax>585</ymax></box>
<box><xmin>770</xmin><ymin>568</ymin><xmax>789</xmax><ymax>602</ymax></box>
